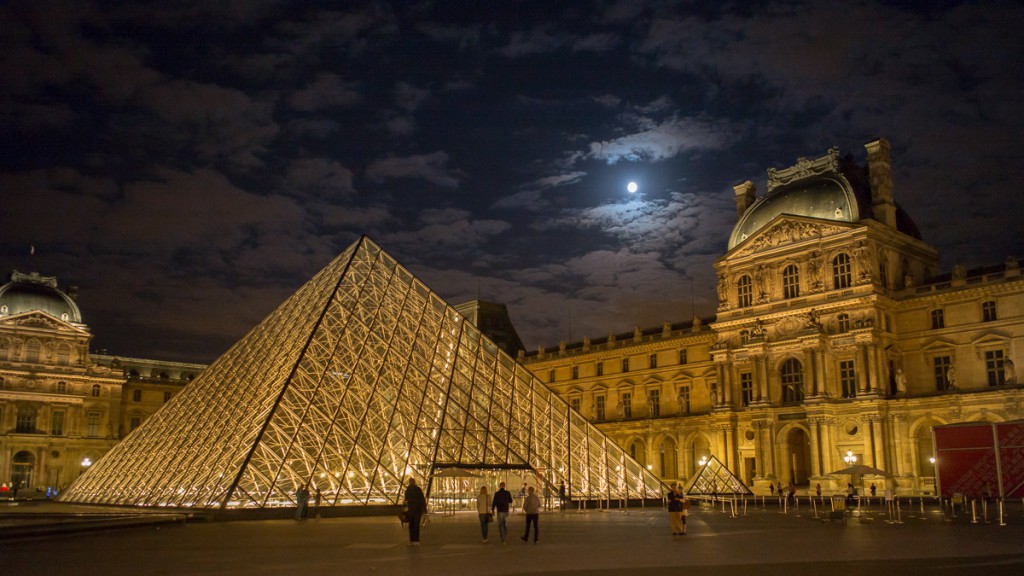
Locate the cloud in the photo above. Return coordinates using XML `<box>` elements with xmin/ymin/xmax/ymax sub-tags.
<box><xmin>288</xmin><ymin>73</ymin><xmax>362</xmax><ymax>111</ymax></box>
<box><xmin>365</xmin><ymin>151</ymin><xmax>463</xmax><ymax>188</ymax></box>
<box><xmin>284</xmin><ymin>158</ymin><xmax>357</xmax><ymax>199</ymax></box>
<box><xmin>500</xmin><ymin>28</ymin><xmax>568</xmax><ymax>57</ymax></box>
<box><xmin>585</xmin><ymin>117</ymin><xmax>736</xmax><ymax>164</ymax></box>
<box><xmin>394</xmin><ymin>81</ymin><xmax>429</xmax><ymax>112</ymax></box>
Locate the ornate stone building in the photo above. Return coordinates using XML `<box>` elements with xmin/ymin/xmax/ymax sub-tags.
<box><xmin>521</xmin><ymin>139</ymin><xmax>1022</xmax><ymax>495</ymax></box>
<box><xmin>0</xmin><ymin>271</ymin><xmax>204</xmax><ymax>492</ymax></box>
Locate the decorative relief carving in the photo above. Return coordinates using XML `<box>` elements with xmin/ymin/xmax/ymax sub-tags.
<box><xmin>766</xmin><ymin>147</ymin><xmax>841</xmax><ymax>191</ymax></box>
<box><xmin>736</xmin><ymin>221</ymin><xmax>847</xmax><ymax>257</ymax></box>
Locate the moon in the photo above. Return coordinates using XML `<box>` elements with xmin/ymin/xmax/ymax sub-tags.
<box><xmin>627</xmin><ymin>181</ymin><xmax>638</xmax><ymax>193</ymax></box>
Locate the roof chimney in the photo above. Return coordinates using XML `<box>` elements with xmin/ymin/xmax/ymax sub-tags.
<box><xmin>733</xmin><ymin>180</ymin><xmax>757</xmax><ymax>221</ymax></box>
<box><xmin>864</xmin><ymin>138</ymin><xmax>897</xmax><ymax>229</ymax></box>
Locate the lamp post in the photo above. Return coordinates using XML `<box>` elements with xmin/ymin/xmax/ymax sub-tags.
<box><xmin>929</xmin><ymin>457</ymin><xmax>937</xmax><ymax>495</ymax></box>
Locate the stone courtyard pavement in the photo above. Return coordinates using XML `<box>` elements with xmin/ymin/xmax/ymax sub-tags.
<box><xmin>3</xmin><ymin>501</ymin><xmax>1023</xmax><ymax>576</ymax></box>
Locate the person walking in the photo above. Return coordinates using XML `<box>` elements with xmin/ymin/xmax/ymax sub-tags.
<box><xmin>678</xmin><ymin>485</ymin><xmax>690</xmax><ymax>535</ymax></box>
<box><xmin>558</xmin><ymin>480</ymin><xmax>567</xmax><ymax>511</ymax></box>
<box><xmin>667</xmin><ymin>482</ymin><xmax>684</xmax><ymax>535</ymax></box>
<box><xmin>521</xmin><ymin>486</ymin><xmax>540</xmax><ymax>543</ymax></box>
<box><xmin>492</xmin><ymin>481</ymin><xmax>513</xmax><ymax>544</ymax></box>
<box><xmin>294</xmin><ymin>484</ymin><xmax>310</xmax><ymax>521</ymax></box>
<box><xmin>403</xmin><ymin>478</ymin><xmax>427</xmax><ymax>546</ymax></box>
<box><xmin>476</xmin><ymin>486</ymin><xmax>491</xmax><ymax>543</ymax></box>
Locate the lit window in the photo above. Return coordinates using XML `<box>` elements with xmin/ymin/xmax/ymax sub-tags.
<box><xmin>737</xmin><ymin>276</ymin><xmax>753</xmax><ymax>308</ymax></box>
<box><xmin>780</xmin><ymin>358</ymin><xmax>805</xmax><ymax>404</ymax></box>
<box><xmin>782</xmin><ymin>265</ymin><xmax>800</xmax><ymax>299</ymax></box>
<box><xmin>833</xmin><ymin>254</ymin><xmax>852</xmax><ymax>289</ymax></box>
<box><xmin>982</xmin><ymin>301</ymin><xmax>997</xmax><ymax>322</ymax></box>
<box><xmin>931</xmin><ymin>309</ymin><xmax>944</xmax><ymax>329</ymax></box>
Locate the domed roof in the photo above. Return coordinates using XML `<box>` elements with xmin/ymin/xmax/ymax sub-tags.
<box><xmin>727</xmin><ymin>148</ymin><xmax>922</xmax><ymax>250</ymax></box>
<box><xmin>0</xmin><ymin>270</ymin><xmax>82</xmax><ymax>324</ymax></box>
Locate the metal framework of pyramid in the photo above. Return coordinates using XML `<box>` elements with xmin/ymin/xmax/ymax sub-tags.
<box><xmin>683</xmin><ymin>455</ymin><xmax>752</xmax><ymax>497</ymax></box>
<box><xmin>61</xmin><ymin>236</ymin><xmax>665</xmax><ymax>509</ymax></box>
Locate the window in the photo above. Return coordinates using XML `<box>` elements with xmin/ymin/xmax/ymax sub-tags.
<box><xmin>56</xmin><ymin>345</ymin><xmax>70</xmax><ymax>366</ymax></box>
<box><xmin>678</xmin><ymin>386</ymin><xmax>691</xmax><ymax>413</ymax></box>
<box><xmin>648</xmin><ymin>390</ymin><xmax>660</xmax><ymax>417</ymax></box>
<box><xmin>737</xmin><ymin>275</ymin><xmax>753</xmax><ymax>308</ymax></box>
<box><xmin>930</xmin><ymin>309</ymin><xmax>944</xmax><ymax>329</ymax></box>
<box><xmin>740</xmin><ymin>330</ymin><xmax>750</xmax><ymax>345</ymax></box>
<box><xmin>621</xmin><ymin>393</ymin><xmax>632</xmax><ymax>418</ymax></box>
<box><xmin>596</xmin><ymin>362</ymin><xmax>604</xmax><ymax>376</ymax></box>
<box><xmin>740</xmin><ymin>372</ymin><xmax>753</xmax><ymax>406</ymax></box>
<box><xmin>840</xmin><ymin>360</ymin><xmax>857</xmax><ymax>398</ymax></box>
<box><xmin>25</xmin><ymin>339</ymin><xmax>41</xmax><ymax>363</ymax></box>
<box><xmin>56</xmin><ymin>381</ymin><xmax>67</xmax><ymax>393</ymax></box>
<box><xmin>933</xmin><ymin>356</ymin><xmax>951</xmax><ymax>390</ymax></box>
<box><xmin>130</xmin><ymin>416</ymin><xmax>142</xmax><ymax>431</ymax></box>
<box><xmin>548</xmin><ymin>370</ymin><xmax>555</xmax><ymax>383</ymax></box>
<box><xmin>87</xmin><ymin>412</ymin><xmax>101</xmax><ymax>437</ymax></box>
<box><xmin>571</xmin><ymin>365</ymin><xmax>579</xmax><ymax>379</ymax></box>
<box><xmin>780</xmin><ymin>358</ymin><xmax>805</xmax><ymax>404</ymax></box>
<box><xmin>982</xmin><ymin>301</ymin><xmax>997</xmax><ymax>322</ymax></box>
<box><xmin>622</xmin><ymin>358</ymin><xmax>630</xmax><ymax>373</ymax></box>
<box><xmin>51</xmin><ymin>411</ymin><xmax>65</xmax><ymax>436</ymax></box>
<box><xmin>596</xmin><ymin>396</ymin><xmax>606</xmax><ymax>420</ymax></box>
<box><xmin>833</xmin><ymin>253</ymin><xmax>852</xmax><ymax>289</ymax></box>
<box><xmin>16</xmin><ymin>411</ymin><xmax>37</xmax><ymax>433</ymax></box>
<box><xmin>879</xmin><ymin>254</ymin><xmax>889</xmax><ymax>289</ymax></box>
<box><xmin>570</xmin><ymin>398</ymin><xmax>581</xmax><ymax>413</ymax></box>
<box><xmin>164</xmin><ymin>391</ymin><xmax>172</xmax><ymax>403</ymax></box>
<box><xmin>91</xmin><ymin>384</ymin><xmax>101</xmax><ymax>397</ymax></box>
<box><xmin>986</xmin><ymin>350</ymin><xmax>1005</xmax><ymax>386</ymax></box>
<box><xmin>837</xmin><ymin>313</ymin><xmax>850</xmax><ymax>333</ymax></box>
<box><xmin>649</xmin><ymin>353</ymin><xmax>657</xmax><ymax>369</ymax></box>
<box><xmin>132</xmin><ymin>389</ymin><xmax>142</xmax><ymax>402</ymax></box>
<box><xmin>678</xmin><ymin>349</ymin><xmax>687</xmax><ymax>365</ymax></box>
<box><xmin>782</xmin><ymin>265</ymin><xmax>800</xmax><ymax>299</ymax></box>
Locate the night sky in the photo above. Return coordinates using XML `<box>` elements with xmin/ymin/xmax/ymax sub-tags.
<box><xmin>2</xmin><ymin>1</ymin><xmax>1022</xmax><ymax>364</ymax></box>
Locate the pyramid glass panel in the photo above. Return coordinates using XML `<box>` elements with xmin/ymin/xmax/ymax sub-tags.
<box><xmin>683</xmin><ymin>455</ymin><xmax>752</xmax><ymax>497</ymax></box>
<box><xmin>61</xmin><ymin>236</ymin><xmax>666</xmax><ymax>510</ymax></box>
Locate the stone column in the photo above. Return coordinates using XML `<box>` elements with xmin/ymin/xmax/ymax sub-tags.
<box><xmin>808</xmin><ymin>418</ymin><xmax>822</xmax><ymax>477</ymax></box>
<box><xmin>815</xmin><ymin>349</ymin><xmax>828</xmax><ymax>397</ymax></box>
<box><xmin>758</xmin><ymin>355</ymin><xmax>771</xmax><ymax>403</ymax></box>
<box><xmin>725</xmin><ymin>427</ymin><xmax>736</xmax><ymax>471</ymax></box>
<box><xmin>804</xmin><ymin>349</ymin><xmax>818</xmax><ymax>396</ymax></box>
<box><xmin>857</xmin><ymin>345</ymin><xmax>870</xmax><ymax>394</ymax></box>
<box><xmin>753</xmin><ymin>422</ymin><xmax>765</xmax><ymax>479</ymax></box>
<box><xmin>867</xmin><ymin>345</ymin><xmax>880</xmax><ymax>394</ymax></box>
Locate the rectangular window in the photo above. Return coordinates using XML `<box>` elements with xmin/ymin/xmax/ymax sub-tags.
<box><xmin>648</xmin><ymin>390</ymin><xmax>660</xmax><ymax>417</ymax></box>
<box><xmin>596</xmin><ymin>396</ymin><xmax>606</xmax><ymax>420</ymax></box>
<box><xmin>132</xmin><ymin>389</ymin><xmax>142</xmax><ymax>402</ymax></box>
<box><xmin>840</xmin><ymin>360</ymin><xmax>857</xmax><ymax>398</ymax></box>
<box><xmin>51</xmin><ymin>410</ymin><xmax>65</xmax><ymax>436</ymax></box>
<box><xmin>933</xmin><ymin>356</ymin><xmax>951</xmax><ymax>390</ymax></box>
<box><xmin>649</xmin><ymin>353</ymin><xmax>657</xmax><ymax>369</ymax></box>
<box><xmin>982</xmin><ymin>301</ymin><xmax>997</xmax><ymax>322</ymax></box>
<box><xmin>622</xmin><ymin>358</ymin><xmax>630</xmax><ymax>373</ymax></box>
<box><xmin>596</xmin><ymin>362</ymin><xmax>604</xmax><ymax>376</ymax></box>
<box><xmin>56</xmin><ymin>381</ymin><xmax>67</xmax><ymax>393</ymax></box>
<box><xmin>549</xmin><ymin>370</ymin><xmax>555</xmax><ymax>383</ymax></box>
<box><xmin>740</xmin><ymin>373</ymin><xmax>753</xmax><ymax>406</ymax></box>
<box><xmin>678</xmin><ymin>349</ymin><xmax>687</xmax><ymax>364</ymax></box>
<box><xmin>931</xmin><ymin>309</ymin><xmax>944</xmax><ymax>329</ymax></box>
<box><xmin>16</xmin><ymin>412</ymin><xmax>36</xmax><ymax>433</ymax></box>
<box><xmin>164</xmin><ymin>391</ymin><xmax>172</xmax><ymax>403</ymax></box>
<box><xmin>571</xmin><ymin>365</ymin><xmax>579</xmax><ymax>379</ymax></box>
<box><xmin>87</xmin><ymin>412</ymin><xmax>100</xmax><ymax>437</ymax></box>
<box><xmin>570</xmin><ymin>398</ymin><xmax>581</xmax><ymax>412</ymax></box>
<box><xmin>621</xmin><ymin>393</ymin><xmax>632</xmax><ymax>418</ymax></box>
<box><xmin>986</xmin><ymin>350</ymin><xmax>1005</xmax><ymax>386</ymax></box>
<box><xmin>129</xmin><ymin>416</ymin><xmax>142</xmax><ymax>431</ymax></box>
<box><xmin>677</xmin><ymin>386</ymin><xmax>690</xmax><ymax>413</ymax></box>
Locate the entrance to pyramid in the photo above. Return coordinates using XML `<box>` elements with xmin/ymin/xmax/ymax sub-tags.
<box><xmin>60</xmin><ymin>237</ymin><xmax>666</xmax><ymax>515</ymax></box>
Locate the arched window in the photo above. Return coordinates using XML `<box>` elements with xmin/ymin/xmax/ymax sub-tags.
<box><xmin>837</xmin><ymin>313</ymin><xmax>850</xmax><ymax>333</ymax></box>
<box><xmin>737</xmin><ymin>275</ymin><xmax>753</xmax><ymax>308</ymax></box>
<box><xmin>832</xmin><ymin>254</ymin><xmax>852</xmax><ymax>289</ymax></box>
<box><xmin>782</xmin><ymin>264</ymin><xmax>800</xmax><ymax>299</ymax></box>
<box><xmin>780</xmin><ymin>358</ymin><xmax>805</xmax><ymax>404</ymax></box>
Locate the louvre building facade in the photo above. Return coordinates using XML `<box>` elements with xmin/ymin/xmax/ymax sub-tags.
<box><xmin>522</xmin><ymin>139</ymin><xmax>1022</xmax><ymax>495</ymax></box>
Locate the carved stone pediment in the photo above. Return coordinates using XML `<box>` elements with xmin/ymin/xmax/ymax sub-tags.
<box><xmin>735</xmin><ymin>218</ymin><xmax>849</xmax><ymax>257</ymax></box>
<box><xmin>0</xmin><ymin>311</ymin><xmax>87</xmax><ymax>334</ymax></box>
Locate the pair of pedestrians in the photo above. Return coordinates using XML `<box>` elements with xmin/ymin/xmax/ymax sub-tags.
<box><xmin>484</xmin><ymin>482</ymin><xmax>540</xmax><ymax>544</ymax></box>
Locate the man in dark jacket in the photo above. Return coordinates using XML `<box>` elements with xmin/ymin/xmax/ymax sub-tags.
<box><xmin>403</xmin><ymin>478</ymin><xmax>428</xmax><ymax>545</ymax></box>
<box><xmin>491</xmin><ymin>481</ymin><xmax>514</xmax><ymax>544</ymax></box>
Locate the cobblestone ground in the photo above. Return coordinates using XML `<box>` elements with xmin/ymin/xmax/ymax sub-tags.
<box><xmin>3</xmin><ymin>500</ymin><xmax>1023</xmax><ymax>576</ymax></box>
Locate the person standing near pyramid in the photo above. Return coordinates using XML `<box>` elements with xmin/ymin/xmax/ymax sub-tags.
<box><xmin>403</xmin><ymin>479</ymin><xmax>427</xmax><ymax>546</ymax></box>
<box><xmin>521</xmin><ymin>486</ymin><xmax>540</xmax><ymax>543</ymax></box>
<box><xmin>492</xmin><ymin>481</ymin><xmax>513</xmax><ymax>544</ymax></box>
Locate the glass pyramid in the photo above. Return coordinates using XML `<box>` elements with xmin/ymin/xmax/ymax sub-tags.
<box><xmin>683</xmin><ymin>455</ymin><xmax>752</xmax><ymax>497</ymax></box>
<box><xmin>61</xmin><ymin>236</ymin><xmax>665</xmax><ymax>509</ymax></box>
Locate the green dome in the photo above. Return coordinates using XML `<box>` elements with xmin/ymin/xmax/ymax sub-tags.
<box><xmin>0</xmin><ymin>271</ymin><xmax>82</xmax><ymax>323</ymax></box>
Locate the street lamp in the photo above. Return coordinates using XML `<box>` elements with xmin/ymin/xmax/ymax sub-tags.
<box><xmin>698</xmin><ymin>456</ymin><xmax>708</xmax><ymax>468</ymax></box>
<box><xmin>844</xmin><ymin>450</ymin><xmax>857</xmax><ymax>465</ymax></box>
<box><xmin>81</xmin><ymin>457</ymin><xmax>92</xmax><ymax>468</ymax></box>
<box><xmin>929</xmin><ymin>456</ymin><xmax>937</xmax><ymax>494</ymax></box>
